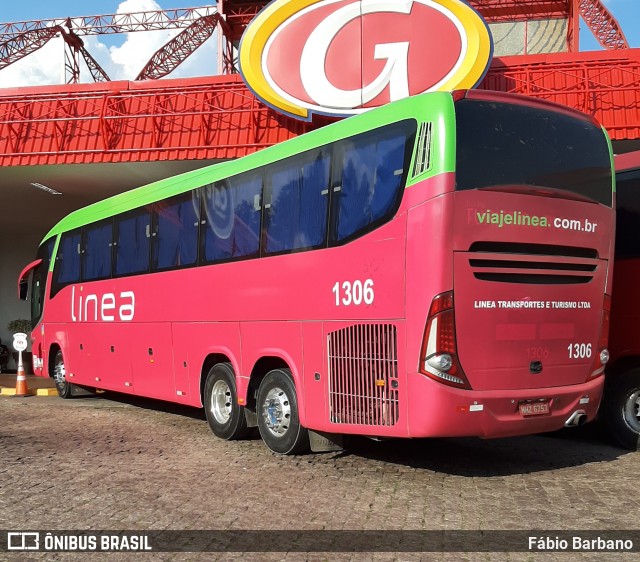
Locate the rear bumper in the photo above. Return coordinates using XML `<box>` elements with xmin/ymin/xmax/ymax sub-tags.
<box><xmin>405</xmin><ymin>373</ymin><xmax>604</xmax><ymax>439</ymax></box>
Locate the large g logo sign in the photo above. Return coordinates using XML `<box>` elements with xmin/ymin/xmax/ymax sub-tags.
<box><xmin>240</xmin><ymin>0</ymin><xmax>493</xmax><ymax>120</ymax></box>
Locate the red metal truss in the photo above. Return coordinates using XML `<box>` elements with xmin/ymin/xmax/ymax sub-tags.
<box><xmin>219</xmin><ymin>0</ymin><xmax>265</xmax><ymax>38</ymax></box>
<box><xmin>1</xmin><ymin>48</ymin><xmax>639</xmax><ymax>168</ymax></box>
<box><xmin>578</xmin><ymin>0</ymin><xmax>629</xmax><ymax>50</ymax></box>
<box><xmin>1</xmin><ymin>1</ymin><xmax>633</xmax><ymax>81</ymax></box>
<box><xmin>76</xmin><ymin>45</ymin><xmax>111</xmax><ymax>83</ymax></box>
<box><xmin>136</xmin><ymin>14</ymin><xmax>222</xmax><ymax>81</ymax></box>
<box><xmin>0</xmin><ymin>7</ymin><xmax>221</xmax><ymax>74</ymax></box>
<box><xmin>0</xmin><ymin>22</ymin><xmax>111</xmax><ymax>83</ymax></box>
<box><xmin>0</xmin><ymin>26</ymin><xmax>61</xmax><ymax>71</ymax></box>
<box><xmin>0</xmin><ymin>75</ymin><xmax>314</xmax><ymax>166</ymax></box>
<box><xmin>61</xmin><ymin>25</ymin><xmax>111</xmax><ymax>84</ymax></box>
<box><xmin>0</xmin><ymin>6</ymin><xmax>218</xmax><ymax>40</ymax></box>
<box><xmin>470</xmin><ymin>0</ymin><xmax>570</xmax><ymax>21</ymax></box>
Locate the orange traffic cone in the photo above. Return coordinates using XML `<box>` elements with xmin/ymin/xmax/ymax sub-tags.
<box><xmin>14</xmin><ymin>360</ymin><xmax>30</xmax><ymax>397</ymax></box>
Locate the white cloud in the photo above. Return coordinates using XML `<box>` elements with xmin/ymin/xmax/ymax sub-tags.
<box><xmin>0</xmin><ymin>0</ymin><xmax>218</xmax><ymax>88</ymax></box>
<box><xmin>0</xmin><ymin>33</ymin><xmax>65</xmax><ymax>87</ymax></box>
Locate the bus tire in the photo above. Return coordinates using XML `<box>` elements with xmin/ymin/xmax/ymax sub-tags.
<box><xmin>53</xmin><ymin>350</ymin><xmax>73</xmax><ymax>399</ymax></box>
<box><xmin>257</xmin><ymin>368</ymin><xmax>309</xmax><ymax>455</ymax></box>
<box><xmin>604</xmin><ymin>369</ymin><xmax>640</xmax><ymax>451</ymax></box>
<box><xmin>204</xmin><ymin>362</ymin><xmax>250</xmax><ymax>440</ymax></box>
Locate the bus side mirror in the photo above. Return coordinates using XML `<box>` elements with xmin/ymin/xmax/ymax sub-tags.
<box><xmin>19</xmin><ymin>279</ymin><xmax>28</xmax><ymax>301</ymax></box>
<box><xmin>17</xmin><ymin>259</ymin><xmax>42</xmax><ymax>301</ymax></box>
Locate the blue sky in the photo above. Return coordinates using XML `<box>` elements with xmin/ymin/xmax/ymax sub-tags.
<box><xmin>582</xmin><ymin>0</ymin><xmax>639</xmax><ymax>50</ymax></box>
<box><xmin>0</xmin><ymin>1</ymin><xmax>220</xmax><ymax>85</ymax></box>
<box><xmin>0</xmin><ymin>0</ymin><xmax>638</xmax><ymax>86</ymax></box>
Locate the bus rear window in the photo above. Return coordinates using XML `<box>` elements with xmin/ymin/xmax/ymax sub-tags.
<box><xmin>455</xmin><ymin>99</ymin><xmax>612</xmax><ymax>206</ymax></box>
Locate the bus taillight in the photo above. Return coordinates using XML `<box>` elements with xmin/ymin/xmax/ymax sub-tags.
<box><xmin>589</xmin><ymin>294</ymin><xmax>611</xmax><ymax>380</ymax></box>
<box><xmin>420</xmin><ymin>291</ymin><xmax>471</xmax><ymax>389</ymax></box>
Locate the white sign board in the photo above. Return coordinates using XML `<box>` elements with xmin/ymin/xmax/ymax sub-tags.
<box><xmin>13</xmin><ymin>333</ymin><xmax>28</xmax><ymax>353</ymax></box>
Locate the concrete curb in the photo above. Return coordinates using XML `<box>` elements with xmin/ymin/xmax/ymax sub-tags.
<box><xmin>0</xmin><ymin>373</ymin><xmax>58</xmax><ymax>397</ymax></box>
<box><xmin>1</xmin><ymin>386</ymin><xmax>58</xmax><ymax>397</ymax></box>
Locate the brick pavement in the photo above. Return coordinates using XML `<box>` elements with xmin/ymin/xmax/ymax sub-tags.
<box><xmin>0</xmin><ymin>393</ymin><xmax>638</xmax><ymax>562</ymax></box>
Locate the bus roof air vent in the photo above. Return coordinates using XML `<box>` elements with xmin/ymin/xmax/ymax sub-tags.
<box><xmin>411</xmin><ymin>121</ymin><xmax>433</xmax><ymax>178</ymax></box>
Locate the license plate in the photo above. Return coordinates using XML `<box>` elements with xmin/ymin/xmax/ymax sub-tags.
<box><xmin>519</xmin><ymin>401</ymin><xmax>550</xmax><ymax>416</ymax></box>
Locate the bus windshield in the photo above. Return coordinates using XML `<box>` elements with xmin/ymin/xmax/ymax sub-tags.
<box><xmin>455</xmin><ymin>99</ymin><xmax>613</xmax><ymax>206</ymax></box>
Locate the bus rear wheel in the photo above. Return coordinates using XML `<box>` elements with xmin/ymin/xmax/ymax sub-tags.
<box><xmin>53</xmin><ymin>350</ymin><xmax>73</xmax><ymax>399</ymax></box>
<box><xmin>204</xmin><ymin>363</ymin><xmax>250</xmax><ymax>440</ymax></box>
<box><xmin>604</xmin><ymin>369</ymin><xmax>640</xmax><ymax>451</ymax></box>
<box><xmin>257</xmin><ymin>368</ymin><xmax>309</xmax><ymax>455</ymax></box>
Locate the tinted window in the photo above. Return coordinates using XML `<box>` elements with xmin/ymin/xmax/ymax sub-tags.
<box><xmin>203</xmin><ymin>173</ymin><xmax>262</xmax><ymax>262</ymax></box>
<box><xmin>83</xmin><ymin>221</ymin><xmax>113</xmax><ymax>281</ymax></box>
<box><xmin>115</xmin><ymin>209</ymin><xmax>151</xmax><ymax>276</ymax></box>
<box><xmin>332</xmin><ymin>124</ymin><xmax>412</xmax><ymax>242</ymax></box>
<box><xmin>152</xmin><ymin>192</ymin><xmax>200</xmax><ymax>270</ymax></box>
<box><xmin>265</xmin><ymin>149</ymin><xmax>330</xmax><ymax>254</ymax></box>
<box><xmin>53</xmin><ymin>230</ymin><xmax>81</xmax><ymax>290</ymax></box>
<box><xmin>455</xmin><ymin>99</ymin><xmax>612</xmax><ymax>206</ymax></box>
<box><xmin>615</xmin><ymin>168</ymin><xmax>640</xmax><ymax>258</ymax></box>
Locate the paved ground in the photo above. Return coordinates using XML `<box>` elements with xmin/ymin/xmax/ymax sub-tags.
<box><xmin>0</xmin><ymin>390</ymin><xmax>638</xmax><ymax>562</ymax></box>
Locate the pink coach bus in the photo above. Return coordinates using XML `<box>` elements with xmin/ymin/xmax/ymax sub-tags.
<box><xmin>18</xmin><ymin>90</ymin><xmax>615</xmax><ymax>454</ymax></box>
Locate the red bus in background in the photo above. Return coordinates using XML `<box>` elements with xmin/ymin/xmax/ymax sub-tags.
<box><xmin>18</xmin><ymin>91</ymin><xmax>615</xmax><ymax>454</ymax></box>
<box><xmin>604</xmin><ymin>151</ymin><xmax>640</xmax><ymax>450</ymax></box>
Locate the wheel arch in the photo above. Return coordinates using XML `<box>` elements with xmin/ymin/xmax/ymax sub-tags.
<box><xmin>245</xmin><ymin>352</ymin><xmax>305</xmax><ymax>425</ymax></box>
<box><xmin>605</xmin><ymin>355</ymin><xmax>640</xmax><ymax>388</ymax></box>
<box><xmin>199</xmin><ymin>351</ymin><xmax>238</xmax><ymax>408</ymax></box>
<box><xmin>48</xmin><ymin>342</ymin><xmax>62</xmax><ymax>379</ymax></box>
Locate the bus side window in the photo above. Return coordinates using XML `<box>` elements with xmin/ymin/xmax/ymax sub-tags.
<box><xmin>83</xmin><ymin>220</ymin><xmax>113</xmax><ymax>281</ymax></box>
<box><xmin>115</xmin><ymin>209</ymin><xmax>151</xmax><ymax>276</ymax></box>
<box><xmin>264</xmin><ymin>149</ymin><xmax>330</xmax><ymax>254</ymax></box>
<box><xmin>152</xmin><ymin>192</ymin><xmax>200</xmax><ymax>271</ymax></box>
<box><xmin>53</xmin><ymin>229</ymin><xmax>81</xmax><ymax>289</ymax></box>
<box><xmin>202</xmin><ymin>173</ymin><xmax>262</xmax><ymax>262</ymax></box>
<box><xmin>332</xmin><ymin>128</ymin><xmax>409</xmax><ymax>243</ymax></box>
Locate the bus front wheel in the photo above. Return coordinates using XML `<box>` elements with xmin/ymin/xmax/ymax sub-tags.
<box><xmin>257</xmin><ymin>368</ymin><xmax>309</xmax><ymax>455</ymax></box>
<box><xmin>604</xmin><ymin>369</ymin><xmax>640</xmax><ymax>451</ymax></box>
<box><xmin>204</xmin><ymin>363</ymin><xmax>250</xmax><ymax>440</ymax></box>
<box><xmin>53</xmin><ymin>350</ymin><xmax>73</xmax><ymax>399</ymax></box>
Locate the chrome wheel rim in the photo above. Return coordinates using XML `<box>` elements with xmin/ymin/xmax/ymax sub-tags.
<box><xmin>54</xmin><ymin>355</ymin><xmax>66</xmax><ymax>388</ymax></box>
<box><xmin>262</xmin><ymin>386</ymin><xmax>291</xmax><ymax>437</ymax></box>
<box><xmin>623</xmin><ymin>390</ymin><xmax>640</xmax><ymax>433</ymax></box>
<box><xmin>210</xmin><ymin>379</ymin><xmax>232</xmax><ymax>425</ymax></box>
